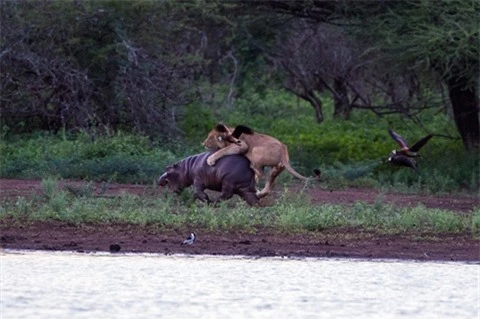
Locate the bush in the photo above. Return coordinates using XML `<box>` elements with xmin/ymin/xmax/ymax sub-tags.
<box><xmin>0</xmin><ymin>131</ymin><xmax>188</xmax><ymax>183</ymax></box>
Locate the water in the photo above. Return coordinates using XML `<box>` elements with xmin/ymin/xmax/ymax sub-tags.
<box><xmin>1</xmin><ymin>250</ymin><xmax>478</xmax><ymax>319</ymax></box>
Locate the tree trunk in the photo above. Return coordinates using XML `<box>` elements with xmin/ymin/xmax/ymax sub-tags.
<box><xmin>446</xmin><ymin>77</ymin><xmax>479</xmax><ymax>151</ymax></box>
<box><xmin>332</xmin><ymin>78</ymin><xmax>351</xmax><ymax>120</ymax></box>
<box><xmin>284</xmin><ymin>86</ymin><xmax>324</xmax><ymax>123</ymax></box>
<box><xmin>304</xmin><ymin>90</ymin><xmax>324</xmax><ymax>123</ymax></box>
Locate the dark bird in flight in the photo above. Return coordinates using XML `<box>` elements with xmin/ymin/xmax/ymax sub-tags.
<box><xmin>387</xmin><ymin>129</ymin><xmax>433</xmax><ymax>171</ymax></box>
<box><xmin>387</xmin><ymin>153</ymin><xmax>419</xmax><ymax>172</ymax></box>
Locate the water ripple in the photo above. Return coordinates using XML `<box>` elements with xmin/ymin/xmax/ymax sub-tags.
<box><xmin>1</xmin><ymin>250</ymin><xmax>478</xmax><ymax>319</ymax></box>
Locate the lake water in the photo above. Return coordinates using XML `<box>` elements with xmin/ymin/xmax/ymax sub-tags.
<box><xmin>1</xmin><ymin>250</ymin><xmax>478</xmax><ymax>319</ymax></box>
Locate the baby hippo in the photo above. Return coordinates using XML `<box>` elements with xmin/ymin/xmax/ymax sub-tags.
<box><xmin>158</xmin><ymin>151</ymin><xmax>259</xmax><ymax>206</ymax></box>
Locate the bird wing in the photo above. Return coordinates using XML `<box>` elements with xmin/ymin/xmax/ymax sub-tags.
<box><xmin>391</xmin><ymin>154</ymin><xmax>418</xmax><ymax>171</ymax></box>
<box><xmin>409</xmin><ymin>134</ymin><xmax>433</xmax><ymax>152</ymax></box>
<box><xmin>388</xmin><ymin>129</ymin><xmax>409</xmax><ymax>150</ymax></box>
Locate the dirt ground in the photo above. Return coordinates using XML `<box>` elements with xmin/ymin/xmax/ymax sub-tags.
<box><xmin>1</xmin><ymin>179</ymin><xmax>479</xmax><ymax>262</ymax></box>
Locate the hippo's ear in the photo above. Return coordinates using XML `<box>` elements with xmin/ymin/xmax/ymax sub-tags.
<box><xmin>165</xmin><ymin>163</ymin><xmax>177</xmax><ymax>170</ymax></box>
<box><xmin>231</xmin><ymin>125</ymin><xmax>254</xmax><ymax>138</ymax></box>
<box><xmin>215</xmin><ymin>123</ymin><xmax>229</xmax><ymax>133</ymax></box>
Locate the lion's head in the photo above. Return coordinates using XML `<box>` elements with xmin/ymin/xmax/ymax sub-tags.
<box><xmin>202</xmin><ymin>123</ymin><xmax>255</xmax><ymax>150</ymax></box>
<box><xmin>202</xmin><ymin>123</ymin><xmax>236</xmax><ymax>150</ymax></box>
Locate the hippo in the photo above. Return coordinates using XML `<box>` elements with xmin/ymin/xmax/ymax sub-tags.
<box><xmin>158</xmin><ymin>151</ymin><xmax>259</xmax><ymax>206</ymax></box>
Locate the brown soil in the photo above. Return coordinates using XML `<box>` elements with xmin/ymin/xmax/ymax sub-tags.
<box><xmin>1</xmin><ymin>179</ymin><xmax>479</xmax><ymax>262</ymax></box>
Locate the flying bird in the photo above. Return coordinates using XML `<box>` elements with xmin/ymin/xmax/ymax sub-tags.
<box><xmin>387</xmin><ymin>153</ymin><xmax>419</xmax><ymax>172</ymax></box>
<box><xmin>387</xmin><ymin>129</ymin><xmax>433</xmax><ymax>171</ymax></box>
<box><xmin>182</xmin><ymin>233</ymin><xmax>196</xmax><ymax>245</ymax></box>
<box><xmin>388</xmin><ymin>129</ymin><xmax>433</xmax><ymax>157</ymax></box>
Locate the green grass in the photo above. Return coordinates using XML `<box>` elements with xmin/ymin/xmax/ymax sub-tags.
<box><xmin>0</xmin><ymin>179</ymin><xmax>477</xmax><ymax>237</ymax></box>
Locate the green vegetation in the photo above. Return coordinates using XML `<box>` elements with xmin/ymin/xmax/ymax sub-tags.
<box><xmin>2</xmin><ymin>1</ymin><xmax>478</xmax><ymax>148</ymax></box>
<box><xmin>0</xmin><ymin>131</ymin><xmax>181</xmax><ymax>184</ymax></box>
<box><xmin>0</xmin><ymin>179</ymin><xmax>477</xmax><ymax>237</ymax></box>
<box><xmin>1</xmin><ymin>89</ymin><xmax>478</xmax><ymax>194</ymax></box>
<box><xmin>0</xmin><ymin>0</ymin><xmax>478</xmax><ymax>240</ymax></box>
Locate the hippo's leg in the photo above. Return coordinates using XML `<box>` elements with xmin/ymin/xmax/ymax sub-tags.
<box><xmin>256</xmin><ymin>164</ymin><xmax>285</xmax><ymax>199</ymax></box>
<box><xmin>193</xmin><ymin>181</ymin><xmax>210</xmax><ymax>203</ymax></box>
<box><xmin>212</xmin><ymin>184</ymin><xmax>235</xmax><ymax>205</ymax></box>
<box><xmin>194</xmin><ymin>192</ymin><xmax>210</xmax><ymax>203</ymax></box>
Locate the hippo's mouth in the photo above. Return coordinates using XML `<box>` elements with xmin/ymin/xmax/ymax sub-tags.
<box><xmin>158</xmin><ymin>178</ymin><xmax>181</xmax><ymax>193</ymax></box>
<box><xmin>158</xmin><ymin>172</ymin><xmax>169</xmax><ymax>186</ymax></box>
<box><xmin>158</xmin><ymin>180</ymin><xmax>168</xmax><ymax>186</ymax></box>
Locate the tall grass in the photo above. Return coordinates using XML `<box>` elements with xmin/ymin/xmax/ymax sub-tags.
<box><xmin>0</xmin><ymin>179</ymin><xmax>477</xmax><ymax>236</ymax></box>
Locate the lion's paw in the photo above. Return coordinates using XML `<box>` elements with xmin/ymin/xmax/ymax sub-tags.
<box><xmin>207</xmin><ymin>158</ymin><xmax>216</xmax><ymax>166</ymax></box>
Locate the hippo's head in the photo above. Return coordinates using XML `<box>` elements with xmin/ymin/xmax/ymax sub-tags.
<box><xmin>158</xmin><ymin>164</ymin><xmax>184</xmax><ymax>193</ymax></box>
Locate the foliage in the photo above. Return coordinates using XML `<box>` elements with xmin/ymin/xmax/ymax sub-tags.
<box><xmin>1</xmin><ymin>87</ymin><xmax>478</xmax><ymax>193</ymax></box>
<box><xmin>1</xmin><ymin>0</ymin><xmax>478</xmax><ymax>192</ymax></box>
<box><xmin>230</xmin><ymin>0</ymin><xmax>479</xmax><ymax>150</ymax></box>
<box><xmin>339</xmin><ymin>0</ymin><xmax>480</xmax><ymax>149</ymax></box>
<box><xmin>343</xmin><ymin>0</ymin><xmax>479</xmax><ymax>89</ymax></box>
<box><xmin>0</xmin><ymin>0</ymin><xmax>232</xmax><ymax>138</ymax></box>
<box><xmin>0</xmin><ymin>131</ymin><xmax>184</xmax><ymax>183</ymax></box>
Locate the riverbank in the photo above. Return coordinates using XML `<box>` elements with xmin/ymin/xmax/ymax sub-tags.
<box><xmin>1</xmin><ymin>220</ymin><xmax>478</xmax><ymax>262</ymax></box>
<box><xmin>1</xmin><ymin>179</ymin><xmax>478</xmax><ymax>262</ymax></box>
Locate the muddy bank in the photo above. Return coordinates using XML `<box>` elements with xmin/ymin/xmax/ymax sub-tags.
<box><xmin>1</xmin><ymin>221</ymin><xmax>478</xmax><ymax>262</ymax></box>
<box><xmin>1</xmin><ymin>179</ymin><xmax>478</xmax><ymax>262</ymax></box>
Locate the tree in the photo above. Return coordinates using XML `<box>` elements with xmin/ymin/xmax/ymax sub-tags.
<box><xmin>0</xmin><ymin>0</ymin><xmax>231</xmax><ymax>137</ymax></box>
<box><xmin>347</xmin><ymin>0</ymin><xmax>479</xmax><ymax>150</ymax></box>
<box><xmin>274</xmin><ymin>21</ymin><xmax>367</xmax><ymax>122</ymax></box>
<box><xmin>240</xmin><ymin>0</ymin><xmax>479</xmax><ymax>150</ymax></box>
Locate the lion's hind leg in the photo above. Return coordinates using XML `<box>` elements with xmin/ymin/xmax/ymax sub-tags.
<box><xmin>256</xmin><ymin>164</ymin><xmax>284</xmax><ymax>199</ymax></box>
<box><xmin>250</xmin><ymin>163</ymin><xmax>265</xmax><ymax>192</ymax></box>
<box><xmin>251</xmin><ymin>164</ymin><xmax>264</xmax><ymax>183</ymax></box>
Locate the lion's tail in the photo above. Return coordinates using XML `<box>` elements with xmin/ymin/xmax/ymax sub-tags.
<box><xmin>281</xmin><ymin>145</ymin><xmax>315</xmax><ymax>181</ymax></box>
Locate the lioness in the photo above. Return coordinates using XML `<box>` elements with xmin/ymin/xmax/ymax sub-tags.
<box><xmin>202</xmin><ymin>123</ymin><xmax>317</xmax><ymax>198</ymax></box>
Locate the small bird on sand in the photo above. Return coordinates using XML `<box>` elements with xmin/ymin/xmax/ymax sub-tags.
<box><xmin>387</xmin><ymin>129</ymin><xmax>433</xmax><ymax>171</ymax></box>
<box><xmin>182</xmin><ymin>233</ymin><xmax>196</xmax><ymax>245</ymax></box>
